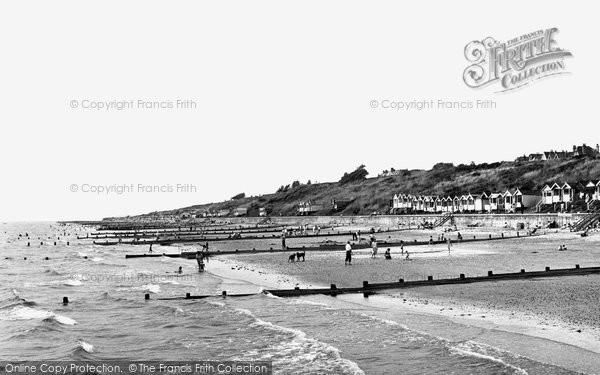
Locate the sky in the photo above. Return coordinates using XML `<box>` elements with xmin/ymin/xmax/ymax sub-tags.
<box><xmin>0</xmin><ymin>1</ymin><xmax>597</xmax><ymax>221</ymax></box>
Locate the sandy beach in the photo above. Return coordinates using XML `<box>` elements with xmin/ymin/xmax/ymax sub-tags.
<box><xmin>200</xmin><ymin>227</ymin><xmax>600</xmax><ymax>373</ymax></box>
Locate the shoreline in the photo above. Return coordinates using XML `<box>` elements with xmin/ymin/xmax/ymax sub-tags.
<box><xmin>206</xmin><ymin>256</ymin><xmax>328</xmax><ymax>293</ymax></box>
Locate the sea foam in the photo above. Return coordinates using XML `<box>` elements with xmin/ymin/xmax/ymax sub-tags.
<box><xmin>233</xmin><ymin>307</ymin><xmax>365</xmax><ymax>374</ymax></box>
<box><xmin>78</xmin><ymin>340</ymin><xmax>94</xmax><ymax>353</ymax></box>
<box><xmin>0</xmin><ymin>306</ymin><xmax>77</xmax><ymax>325</ymax></box>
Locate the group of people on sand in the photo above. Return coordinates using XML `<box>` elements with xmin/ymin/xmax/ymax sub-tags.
<box><xmin>344</xmin><ymin>240</ymin><xmax>410</xmax><ymax>266</ymax></box>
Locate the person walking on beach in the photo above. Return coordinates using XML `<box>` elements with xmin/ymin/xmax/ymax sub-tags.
<box><xmin>345</xmin><ymin>241</ymin><xmax>352</xmax><ymax>265</ymax></box>
<box><xmin>371</xmin><ymin>240</ymin><xmax>378</xmax><ymax>258</ymax></box>
<box><xmin>149</xmin><ymin>243</ymin><xmax>153</xmax><ymax>253</ymax></box>
<box><xmin>281</xmin><ymin>233</ymin><xmax>286</xmax><ymax>250</ymax></box>
<box><xmin>196</xmin><ymin>251</ymin><xmax>205</xmax><ymax>272</ymax></box>
<box><xmin>202</xmin><ymin>242</ymin><xmax>210</xmax><ymax>262</ymax></box>
<box><xmin>447</xmin><ymin>238</ymin><xmax>452</xmax><ymax>253</ymax></box>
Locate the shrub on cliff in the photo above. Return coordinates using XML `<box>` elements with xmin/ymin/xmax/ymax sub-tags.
<box><xmin>340</xmin><ymin>165</ymin><xmax>369</xmax><ymax>185</ymax></box>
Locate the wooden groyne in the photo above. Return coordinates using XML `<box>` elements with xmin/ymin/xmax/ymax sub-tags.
<box><xmin>93</xmin><ymin>228</ymin><xmax>404</xmax><ymax>246</ymax></box>
<box><xmin>148</xmin><ymin>265</ymin><xmax>600</xmax><ymax>300</ymax></box>
<box><xmin>268</xmin><ymin>265</ymin><xmax>600</xmax><ymax>297</ymax></box>
<box><xmin>123</xmin><ymin>232</ymin><xmax>541</xmax><ymax>257</ymax></box>
<box><xmin>95</xmin><ymin>221</ymin><xmax>234</xmax><ymax>231</ymax></box>
<box><xmin>62</xmin><ymin>220</ymin><xmax>258</xmax><ymax>231</ymax></box>
<box><xmin>80</xmin><ymin>227</ymin><xmax>286</xmax><ymax>240</ymax></box>
<box><xmin>87</xmin><ymin>224</ymin><xmax>288</xmax><ymax>237</ymax></box>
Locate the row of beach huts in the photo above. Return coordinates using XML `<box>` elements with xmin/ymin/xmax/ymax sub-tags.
<box><xmin>392</xmin><ymin>180</ymin><xmax>600</xmax><ymax>214</ymax></box>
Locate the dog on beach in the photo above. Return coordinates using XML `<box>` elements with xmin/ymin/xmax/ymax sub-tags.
<box><xmin>288</xmin><ymin>253</ymin><xmax>296</xmax><ymax>262</ymax></box>
<box><xmin>295</xmin><ymin>251</ymin><xmax>305</xmax><ymax>262</ymax></box>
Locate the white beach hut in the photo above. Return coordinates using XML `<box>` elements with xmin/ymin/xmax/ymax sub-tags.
<box><xmin>541</xmin><ymin>184</ymin><xmax>553</xmax><ymax>205</ymax></box>
<box><xmin>452</xmin><ymin>196</ymin><xmax>460</xmax><ymax>212</ymax></box>
<box><xmin>561</xmin><ymin>182</ymin><xmax>576</xmax><ymax>203</ymax></box>
<box><xmin>465</xmin><ymin>193</ymin><xmax>476</xmax><ymax>212</ymax></box>
<box><xmin>489</xmin><ymin>193</ymin><xmax>503</xmax><ymax>212</ymax></box>
<box><xmin>435</xmin><ymin>196</ymin><xmax>443</xmax><ymax>212</ymax></box>
<box><xmin>503</xmin><ymin>190</ymin><xmax>514</xmax><ymax>212</ymax></box>
<box><xmin>475</xmin><ymin>192</ymin><xmax>490</xmax><ymax>212</ymax></box>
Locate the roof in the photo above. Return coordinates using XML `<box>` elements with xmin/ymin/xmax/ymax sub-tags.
<box><xmin>515</xmin><ymin>189</ymin><xmax>539</xmax><ymax>196</ymax></box>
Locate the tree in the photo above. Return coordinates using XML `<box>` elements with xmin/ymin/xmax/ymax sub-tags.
<box><xmin>307</xmin><ymin>180</ymin><xmax>312</xmax><ymax>185</ymax></box>
<box><xmin>291</xmin><ymin>180</ymin><xmax>300</xmax><ymax>188</ymax></box>
<box><xmin>340</xmin><ymin>165</ymin><xmax>369</xmax><ymax>185</ymax></box>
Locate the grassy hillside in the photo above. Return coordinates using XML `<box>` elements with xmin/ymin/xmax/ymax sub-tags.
<box><xmin>121</xmin><ymin>155</ymin><xmax>600</xmax><ymax>219</ymax></box>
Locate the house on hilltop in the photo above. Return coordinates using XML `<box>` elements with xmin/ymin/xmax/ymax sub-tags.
<box><xmin>515</xmin><ymin>144</ymin><xmax>599</xmax><ymax>162</ymax></box>
<box><xmin>572</xmin><ymin>144</ymin><xmax>599</xmax><ymax>157</ymax></box>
